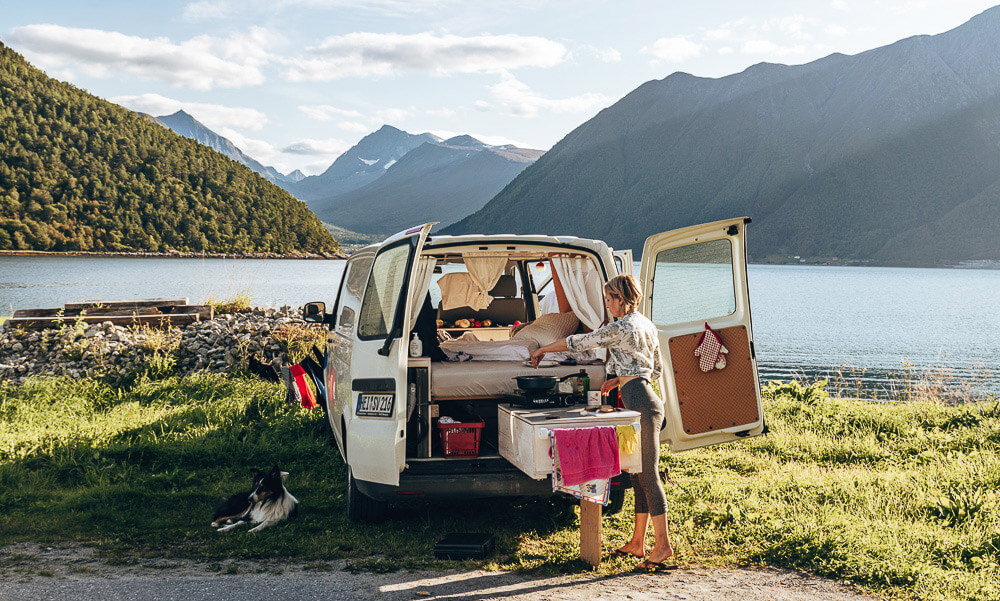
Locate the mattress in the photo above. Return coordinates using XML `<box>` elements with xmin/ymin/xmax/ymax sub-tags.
<box><xmin>431</xmin><ymin>361</ymin><xmax>607</xmax><ymax>398</ymax></box>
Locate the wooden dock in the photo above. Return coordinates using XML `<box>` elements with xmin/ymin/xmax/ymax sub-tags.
<box><xmin>6</xmin><ymin>298</ymin><xmax>213</xmax><ymax>330</ymax></box>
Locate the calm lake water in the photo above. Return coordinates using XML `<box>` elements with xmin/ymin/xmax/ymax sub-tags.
<box><xmin>2</xmin><ymin>256</ymin><xmax>998</xmax><ymax>398</ymax></box>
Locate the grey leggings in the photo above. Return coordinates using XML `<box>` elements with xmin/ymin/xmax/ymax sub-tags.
<box><xmin>620</xmin><ymin>377</ymin><xmax>667</xmax><ymax>517</ymax></box>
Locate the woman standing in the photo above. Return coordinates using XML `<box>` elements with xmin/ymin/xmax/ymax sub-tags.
<box><xmin>530</xmin><ymin>274</ymin><xmax>673</xmax><ymax>571</ymax></box>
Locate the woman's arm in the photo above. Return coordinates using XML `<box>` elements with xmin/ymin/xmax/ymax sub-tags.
<box><xmin>529</xmin><ymin>339</ymin><xmax>568</xmax><ymax>367</ymax></box>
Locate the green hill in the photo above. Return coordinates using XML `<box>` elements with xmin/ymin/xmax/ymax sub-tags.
<box><xmin>445</xmin><ymin>7</ymin><xmax>1000</xmax><ymax>266</ymax></box>
<box><xmin>0</xmin><ymin>42</ymin><xmax>338</xmax><ymax>254</ymax></box>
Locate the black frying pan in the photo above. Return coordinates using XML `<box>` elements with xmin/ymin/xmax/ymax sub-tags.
<box><xmin>513</xmin><ymin>375</ymin><xmax>557</xmax><ymax>391</ymax></box>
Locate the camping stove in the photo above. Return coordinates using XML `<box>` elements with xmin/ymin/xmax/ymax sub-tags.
<box><xmin>506</xmin><ymin>390</ymin><xmax>578</xmax><ymax>408</ymax></box>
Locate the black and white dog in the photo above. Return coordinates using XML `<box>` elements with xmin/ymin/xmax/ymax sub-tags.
<box><xmin>211</xmin><ymin>466</ymin><xmax>298</xmax><ymax>533</ymax></box>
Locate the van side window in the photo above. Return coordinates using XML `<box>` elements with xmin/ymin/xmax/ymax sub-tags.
<box><xmin>358</xmin><ymin>243</ymin><xmax>411</xmax><ymax>339</ymax></box>
<box><xmin>334</xmin><ymin>253</ymin><xmax>374</xmax><ymax>334</ymax></box>
<box><xmin>650</xmin><ymin>239</ymin><xmax>736</xmax><ymax>326</ymax></box>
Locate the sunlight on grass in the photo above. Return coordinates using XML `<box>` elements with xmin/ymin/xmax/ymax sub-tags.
<box><xmin>0</xmin><ymin>375</ymin><xmax>998</xmax><ymax>601</ymax></box>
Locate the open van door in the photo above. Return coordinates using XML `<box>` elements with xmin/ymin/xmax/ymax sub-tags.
<box><xmin>345</xmin><ymin>224</ymin><xmax>433</xmax><ymax>486</ymax></box>
<box><xmin>639</xmin><ymin>217</ymin><xmax>764</xmax><ymax>452</ymax></box>
<box><xmin>612</xmin><ymin>249</ymin><xmax>634</xmax><ymax>276</ymax></box>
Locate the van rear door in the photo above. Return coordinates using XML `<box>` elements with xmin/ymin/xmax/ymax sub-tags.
<box><xmin>346</xmin><ymin>224</ymin><xmax>433</xmax><ymax>486</ymax></box>
<box><xmin>638</xmin><ymin>217</ymin><xmax>765</xmax><ymax>451</ymax></box>
<box><xmin>612</xmin><ymin>249</ymin><xmax>634</xmax><ymax>276</ymax></box>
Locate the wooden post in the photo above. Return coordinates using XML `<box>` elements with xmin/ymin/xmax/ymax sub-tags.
<box><xmin>580</xmin><ymin>499</ymin><xmax>602</xmax><ymax>567</ymax></box>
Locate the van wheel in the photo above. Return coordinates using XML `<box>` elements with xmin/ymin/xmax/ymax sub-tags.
<box><xmin>346</xmin><ymin>468</ymin><xmax>387</xmax><ymax>523</ymax></box>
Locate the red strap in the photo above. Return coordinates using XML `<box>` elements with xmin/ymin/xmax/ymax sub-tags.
<box><xmin>290</xmin><ymin>364</ymin><xmax>317</xmax><ymax>410</ymax></box>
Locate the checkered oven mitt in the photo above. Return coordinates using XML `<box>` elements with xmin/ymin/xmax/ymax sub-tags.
<box><xmin>693</xmin><ymin>323</ymin><xmax>728</xmax><ymax>372</ymax></box>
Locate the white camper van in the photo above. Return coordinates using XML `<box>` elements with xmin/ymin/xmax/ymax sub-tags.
<box><xmin>303</xmin><ymin>217</ymin><xmax>765</xmax><ymax>522</ymax></box>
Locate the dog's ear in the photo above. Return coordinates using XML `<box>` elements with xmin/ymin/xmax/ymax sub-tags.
<box><xmin>250</xmin><ymin>468</ymin><xmax>262</xmax><ymax>478</ymax></box>
<box><xmin>270</xmin><ymin>465</ymin><xmax>281</xmax><ymax>476</ymax></box>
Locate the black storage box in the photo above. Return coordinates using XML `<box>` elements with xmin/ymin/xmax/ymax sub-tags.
<box><xmin>433</xmin><ymin>532</ymin><xmax>495</xmax><ymax>560</ymax></box>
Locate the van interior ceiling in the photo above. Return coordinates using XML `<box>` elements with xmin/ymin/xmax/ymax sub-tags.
<box><xmin>403</xmin><ymin>249</ymin><xmax>608</xmax><ymax>462</ymax></box>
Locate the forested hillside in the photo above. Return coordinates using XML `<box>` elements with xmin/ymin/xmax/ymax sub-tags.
<box><xmin>0</xmin><ymin>42</ymin><xmax>338</xmax><ymax>254</ymax></box>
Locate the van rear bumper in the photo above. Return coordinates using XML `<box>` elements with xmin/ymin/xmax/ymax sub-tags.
<box><xmin>355</xmin><ymin>456</ymin><xmax>553</xmax><ymax>501</ymax></box>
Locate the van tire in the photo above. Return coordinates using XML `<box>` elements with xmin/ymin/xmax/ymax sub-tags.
<box><xmin>346</xmin><ymin>468</ymin><xmax>387</xmax><ymax>523</ymax></box>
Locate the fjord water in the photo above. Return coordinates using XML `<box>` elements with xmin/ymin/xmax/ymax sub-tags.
<box><xmin>2</xmin><ymin>256</ymin><xmax>998</xmax><ymax>397</ymax></box>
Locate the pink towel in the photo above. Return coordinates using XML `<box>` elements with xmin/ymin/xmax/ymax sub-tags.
<box><xmin>552</xmin><ymin>426</ymin><xmax>620</xmax><ymax>486</ymax></box>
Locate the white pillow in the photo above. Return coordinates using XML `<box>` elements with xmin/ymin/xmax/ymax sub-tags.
<box><xmin>512</xmin><ymin>312</ymin><xmax>580</xmax><ymax>347</ymax></box>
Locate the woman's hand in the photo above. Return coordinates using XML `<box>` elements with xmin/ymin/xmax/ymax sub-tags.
<box><xmin>529</xmin><ymin>348</ymin><xmax>546</xmax><ymax>368</ymax></box>
<box><xmin>601</xmin><ymin>377</ymin><xmax>621</xmax><ymax>397</ymax></box>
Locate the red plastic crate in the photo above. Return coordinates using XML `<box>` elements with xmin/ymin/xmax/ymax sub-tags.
<box><xmin>437</xmin><ymin>418</ymin><xmax>484</xmax><ymax>458</ymax></box>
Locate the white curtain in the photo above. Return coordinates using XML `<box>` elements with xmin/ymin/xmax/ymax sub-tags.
<box><xmin>550</xmin><ymin>256</ymin><xmax>605</xmax><ymax>331</ymax></box>
<box><xmin>461</xmin><ymin>252</ymin><xmax>508</xmax><ymax>311</ymax></box>
<box><xmin>405</xmin><ymin>257</ymin><xmax>437</xmax><ymax>333</ymax></box>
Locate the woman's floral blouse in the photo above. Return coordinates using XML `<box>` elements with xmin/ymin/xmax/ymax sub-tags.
<box><xmin>565</xmin><ymin>311</ymin><xmax>663</xmax><ymax>380</ymax></box>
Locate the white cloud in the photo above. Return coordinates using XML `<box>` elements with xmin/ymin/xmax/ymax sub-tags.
<box><xmin>284</xmin><ymin>32</ymin><xmax>567</xmax><ymax>81</ymax></box>
<box><xmin>298</xmin><ymin>104</ymin><xmax>364</xmax><ymax>121</ymax></box>
<box><xmin>717</xmin><ymin>46</ymin><xmax>735</xmax><ymax>55</ymax></box>
<box><xmin>489</xmin><ymin>72</ymin><xmax>612</xmax><ymax>118</ymax></box>
<box><xmin>826</xmin><ymin>24</ymin><xmax>850</xmax><ymax>36</ymax></box>
<box><xmin>8</xmin><ymin>24</ymin><xmax>273</xmax><ymax>90</ymax></box>
<box><xmin>218</xmin><ymin>128</ymin><xmax>278</xmax><ymax>159</ymax></box>
<box><xmin>184</xmin><ymin>0</ymin><xmax>462</xmax><ymax>20</ymax></box>
<box><xmin>473</xmin><ymin>100</ymin><xmax>491</xmax><ymax>112</ymax></box>
<box><xmin>337</xmin><ymin>120</ymin><xmax>372</xmax><ymax>133</ymax></box>
<box><xmin>375</xmin><ymin>107</ymin><xmax>413</xmax><ymax>122</ymax></box>
<box><xmin>832</xmin><ymin>0</ymin><xmax>849</xmax><ymax>9</ymax></box>
<box><xmin>281</xmin><ymin>138</ymin><xmax>352</xmax><ymax>155</ymax></box>
<box><xmin>112</xmin><ymin>93</ymin><xmax>268</xmax><ymax>131</ymax></box>
<box><xmin>583</xmin><ymin>45</ymin><xmax>622</xmax><ymax>63</ymax></box>
<box><xmin>703</xmin><ymin>28</ymin><xmax>732</xmax><ymax>41</ymax></box>
<box><xmin>426</xmin><ymin>108</ymin><xmax>456</xmax><ymax>117</ymax></box>
<box><xmin>641</xmin><ymin>36</ymin><xmax>705</xmax><ymax>63</ymax></box>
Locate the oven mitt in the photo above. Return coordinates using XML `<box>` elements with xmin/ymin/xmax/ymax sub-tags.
<box><xmin>693</xmin><ymin>323</ymin><xmax>728</xmax><ymax>372</ymax></box>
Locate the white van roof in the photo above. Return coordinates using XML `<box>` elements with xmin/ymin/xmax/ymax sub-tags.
<box><xmin>423</xmin><ymin>233</ymin><xmax>611</xmax><ymax>255</ymax></box>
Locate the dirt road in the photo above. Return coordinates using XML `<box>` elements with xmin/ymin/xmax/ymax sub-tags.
<box><xmin>0</xmin><ymin>544</ymin><xmax>876</xmax><ymax>601</ymax></box>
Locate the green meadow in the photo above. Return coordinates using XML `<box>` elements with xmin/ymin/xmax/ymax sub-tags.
<box><xmin>0</xmin><ymin>373</ymin><xmax>997</xmax><ymax>601</ymax></box>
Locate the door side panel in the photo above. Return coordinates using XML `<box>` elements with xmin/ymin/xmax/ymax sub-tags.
<box><xmin>667</xmin><ymin>325</ymin><xmax>758</xmax><ymax>436</ymax></box>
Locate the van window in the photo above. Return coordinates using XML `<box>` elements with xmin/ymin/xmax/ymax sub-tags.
<box><xmin>334</xmin><ymin>252</ymin><xmax>374</xmax><ymax>334</ymax></box>
<box><xmin>649</xmin><ymin>239</ymin><xmax>736</xmax><ymax>326</ymax></box>
<box><xmin>358</xmin><ymin>243</ymin><xmax>411</xmax><ymax>339</ymax></box>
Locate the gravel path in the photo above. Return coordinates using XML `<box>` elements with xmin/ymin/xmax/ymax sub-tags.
<box><xmin>0</xmin><ymin>544</ymin><xmax>876</xmax><ymax>601</ymax></box>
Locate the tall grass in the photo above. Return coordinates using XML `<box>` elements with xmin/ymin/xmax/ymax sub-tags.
<box><xmin>0</xmin><ymin>375</ymin><xmax>998</xmax><ymax>600</ymax></box>
<box><xmin>205</xmin><ymin>293</ymin><xmax>253</xmax><ymax>315</ymax></box>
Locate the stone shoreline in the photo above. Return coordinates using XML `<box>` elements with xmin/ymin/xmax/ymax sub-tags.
<box><xmin>0</xmin><ymin>249</ymin><xmax>347</xmax><ymax>260</ymax></box>
<box><xmin>0</xmin><ymin>308</ymin><xmax>324</xmax><ymax>383</ymax></box>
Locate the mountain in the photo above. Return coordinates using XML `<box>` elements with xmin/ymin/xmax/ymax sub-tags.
<box><xmin>283</xmin><ymin>125</ymin><xmax>440</xmax><ymax>201</ymax></box>
<box><xmin>446</xmin><ymin>7</ymin><xmax>1000</xmax><ymax>266</ymax></box>
<box><xmin>310</xmin><ymin>138</ymin><xmax>543</xmax><ymax>234</ymax></box>
<box><xmin>0</xmin><ymin>42</ymin><xmax>338</xmax><ymax>254</ymax></box>
<box><xmin>155</xmin><ymin>110</ymin><xmax>300</xmax><ymax>185</ymax></box>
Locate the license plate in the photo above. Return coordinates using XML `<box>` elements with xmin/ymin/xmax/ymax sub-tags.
<box><xmin>356</xmin><ymin>393</ymin><xmax>395</xmax><ymax>418</ymax></box>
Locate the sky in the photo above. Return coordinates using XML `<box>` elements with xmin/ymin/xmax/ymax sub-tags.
<box><xmin>4</xmin><ymin>1</ymin><xmax>999</xmax><ymax>176</ymax></box>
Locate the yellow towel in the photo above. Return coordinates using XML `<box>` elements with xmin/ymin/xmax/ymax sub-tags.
<box><xmin>616</xmin><ymin>425</ymin><xmax>638</xmax><ymax>455</ymax></box>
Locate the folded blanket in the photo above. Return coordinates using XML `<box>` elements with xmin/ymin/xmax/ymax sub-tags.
<box><xmin>439</xmin><ymin>338</ymin><xmax>539</xmax><ymax>361</ymax></box>
<box><xmin>551</xmin><ymin>426</ymin><xmax>620</xmax><ymax>486</ymax></box>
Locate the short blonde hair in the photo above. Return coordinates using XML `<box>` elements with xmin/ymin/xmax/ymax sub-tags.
<box><xmin>604</xmin><ymin>274</ymin><xmax>643</xmax><ymax>313</ymax></box>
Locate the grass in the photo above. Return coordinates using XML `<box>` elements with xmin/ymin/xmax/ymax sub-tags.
<box><xmin>205</xmin><ymin>293</ymin><xmax>253</xmax><ymax>315</ymax></box>
<box><xmin>0</xmin><ymin>374</ymin><xmax>998</xmax><ymax>601</ymax></box>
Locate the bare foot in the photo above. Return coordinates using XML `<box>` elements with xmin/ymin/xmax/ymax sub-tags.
<box><xmin>616</xmin><ymin>542</ymin><xmax>645</xmax><ymax>558</ymax></box>
<box><xmin>645</xmin><ymin>543</ymin><xmax>674</xmax><ymax>565</ymax></box>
